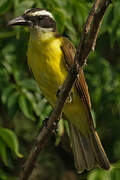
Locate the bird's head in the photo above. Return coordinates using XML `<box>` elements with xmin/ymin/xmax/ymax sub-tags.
<box><xmin>8</xmin><ymin>8</ymin><xmax>56</xmax><ymax>33</ymax></box>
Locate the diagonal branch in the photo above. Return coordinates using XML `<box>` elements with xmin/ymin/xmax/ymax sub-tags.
<box><xmin>18</xmin><ymin>0</ymin><xmax>112</xmax><ymax>180</ymax></box>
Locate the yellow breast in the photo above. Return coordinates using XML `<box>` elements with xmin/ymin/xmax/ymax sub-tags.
<box><xmin>27</xmin><ymin>35</ymin><xmax>67</xmax><ymax>105</ymax></box>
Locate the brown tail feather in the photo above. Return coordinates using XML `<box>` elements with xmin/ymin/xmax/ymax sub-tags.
<box><xmin>68</xmin><ymin>122</ymin><xmax>110</xmax><ymax>173</ymax></box>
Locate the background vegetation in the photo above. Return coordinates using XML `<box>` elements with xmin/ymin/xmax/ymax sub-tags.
<box><xmin>0</xmin><ymin>0</ymin><xmax>120</xmax><ymax>179</ymax></box>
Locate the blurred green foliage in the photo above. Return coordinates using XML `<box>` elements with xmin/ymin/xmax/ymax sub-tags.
<box><xmin>0</xmin><ymin>0</ymin><xmax>120</xmax><ymax>179</ymax></box>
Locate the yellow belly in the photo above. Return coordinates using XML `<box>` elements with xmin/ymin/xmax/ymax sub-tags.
<box><xmin>27</xmin><ymin>36</ymin><xmax>89</xmax><ymax>135</ymax></box>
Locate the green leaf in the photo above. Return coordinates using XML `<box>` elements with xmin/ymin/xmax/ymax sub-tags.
<box><xmin>7</xmin><ymin>91</ymin><xmax>19</xmax><ymax>119</ymax></box>
<box><xmin>110</xmin><ymin>162</ymin><xmax>120</xmax><ymax>180</ymax></box>
<box><xmin>15</xmin><ymin>0</ymin><xmax>35</xmax><ymax>16</ymax></box>
<box><xmin>0</xmin><ymin>139</ymin><xmax>8</xmax><ymax>166</ymax></box>
<box><xmin>0</xmin><ymin>168</ymin><xmax>17</xmax><ymax>180</ymax></box>
<box><xmin>87</xmin><ymin>168</ymin><xmax>109</xmax><ymax>180</ymax></box>
<box><xmin>1</xmin><ymin>85</ymin><xmax>16</xmax><ymax>104</ymax></box>
<box><xmin>37</xmin><ymin>99</ymin><xmax>47</xmax><ymax>115</ymax></box>
<box><xmin>0</xmin><ymin>127</ymin><xmax>22</xmax><ymax>158</ymax></box>
<box><xmin>19</xmin><ymin>79</ymin><xmax>39</xmax><ymax>91</ymax></box>
<box><xmin>7</xmin><ymin>91</ymin><xmax>19</xmax><ymax>108</ymax></box>
<box><xmin>53</xmin><ymin>8</ymin><xmax>66</xmax><ymax>33</ymax></box>
<box><xmin>0</xmin><ymin>69</ymin><xmax>9</xmax><ymax>83</ymax></box>
<box><xmin>88</xmin><ymin>162</ymin><xmax>120</xmax><ymax>180</ymax></box>
<box><xmin>41</xmin><ymin>104</ymin><xmax>52</xmax><ymax>119</ymax></box>
<box><xmin>18</xmin><ymin>95</ymin><xmax>35</xmax><ymax>120</ymax></box>
<box><xmin>0</xmin><ymin>0</ymin><xmax>13</xmax><ymax>15</ymax></box>
<box><xmin>0</xmin><ymin>169</ymin><xmax>7</xmax><ymax>180</ymax></box>
<box><xmin>23</xmin><ymin>89</ymin><xmax>40</xmax><ymax>116</ymax></box>
<box><xmin>0</xmin><ymin>31</ymin><xmax>16</xmax><ymax>39</ymax></box>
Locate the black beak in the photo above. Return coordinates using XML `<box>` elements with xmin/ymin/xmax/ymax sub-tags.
<box><xmin>8</xmin><ymin>16</ymin><xmax>29</xmax><ymax>26</ymax></box>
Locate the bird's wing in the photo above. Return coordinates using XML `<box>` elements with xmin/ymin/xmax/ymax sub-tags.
<box><xmin>61</xmin><ymin>37</ymin><xmax>94</xmax><ymax>128</ymax></box>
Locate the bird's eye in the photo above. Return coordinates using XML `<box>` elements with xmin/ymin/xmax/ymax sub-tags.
<box><xmin>38</xmin><ymin>16</ymin><xmax>43</xmax><ymax>20</ymax></box>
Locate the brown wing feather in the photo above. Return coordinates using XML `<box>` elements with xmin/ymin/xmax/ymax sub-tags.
<box><xmin>61</xmin><ymin>37</ymin><xmax>110</xmax><ymax>171</ymax></box>
<box><xmin>61</xmin><ymin>37</ymin><xmax>94</xmax><ymax>128</ymax></box>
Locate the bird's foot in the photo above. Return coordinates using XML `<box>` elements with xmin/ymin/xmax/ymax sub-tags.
<box><xmin>66</xmin><ymin>92</ymin><xmax>73</xmax><ymax>103</ymax></box>
<box><xmin>43</xmin><ymin>117</ymin><xmax>58</xmax><ymax>134</ymax></box>
<box><xmin>56</xmin><ymin>85</ymin><xmax>62</xmax><ymax>97</ymax></box>
<box><xmin>56</xmin><ymin>86</ymin><xmax>73</xmax><ymax>103</ymax></box>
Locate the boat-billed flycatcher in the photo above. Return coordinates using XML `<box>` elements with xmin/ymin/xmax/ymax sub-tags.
<box><xmin>8</xmin><ymin>8</ymin><xmax>110</xmax><ymax>173</ymax></box>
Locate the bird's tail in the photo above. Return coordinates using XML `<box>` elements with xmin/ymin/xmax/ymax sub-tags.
<box><xmin>68</xmin><ymin>122</ymin><xmax>110</xmax><ymax>173</ymax></box>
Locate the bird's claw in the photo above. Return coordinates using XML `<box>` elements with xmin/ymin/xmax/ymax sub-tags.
<box><xmin>43</xmin><ymin>117</ymin><xmax>58</xmax><ymax>134</ymax></box>
<box><xmin>56</xmin><ymin>85</ymin><xmax>62</xmax><ymax>97</ymax></box>
<box><xmin>56</xmin><ymin>86</ymin><xmax>73</xmax><ymax>103</ymax></box>
<box><xmin>67</xmin><ymin>92</ymin><xmax>73</xmax><ymax>103</ymax></box>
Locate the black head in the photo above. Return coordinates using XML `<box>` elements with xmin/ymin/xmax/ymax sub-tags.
<box><xmin>8</xmin><ymin>8</ymin><xmax>56</xmax><ymax>32</ymax></box>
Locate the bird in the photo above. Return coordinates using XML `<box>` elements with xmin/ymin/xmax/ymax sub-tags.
<box><xmin>8</xmin><ymin>8</ymin><xmax>110</xmax><ymax>173</ymax></box>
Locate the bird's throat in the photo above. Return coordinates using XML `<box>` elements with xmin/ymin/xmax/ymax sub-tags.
<box><xmin>30</xmin><ymin>27</ymin><xmax>55</xmax><ymax>43</ymax></box>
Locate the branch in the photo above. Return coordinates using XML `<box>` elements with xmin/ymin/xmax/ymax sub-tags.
<box><xmin>18</xmin><ymin>0</ymin><xmax>111</xmax><ymax>180</ymax></box>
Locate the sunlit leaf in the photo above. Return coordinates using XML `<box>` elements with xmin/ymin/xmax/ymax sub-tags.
<box><xmin>87</xmin><ymin>168</ymin><xmax>110</xmax><ymax>180</ymax></box>
<box><xmin>88</xmin><ymin>162</ymin><xmax>120</xmax><ymax>180</ymax></box>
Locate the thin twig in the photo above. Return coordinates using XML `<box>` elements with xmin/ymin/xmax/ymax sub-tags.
<box><xmin>74</xmin><ymin>0</ymin><xmax>101</xmax><ymax>66</ymax></box>
<box><xmin>18</xmin><ymin>0</ymin><xmax>112</xmax><ymax>180</ymax></box>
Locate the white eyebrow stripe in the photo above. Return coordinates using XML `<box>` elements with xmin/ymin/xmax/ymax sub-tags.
<box><xmin>25</xmin><ymin>9</ymin><xmax>31</xmax><ymax>14</ymax></box>
<box><xmin>31</xmin><ymin>10</ymin><xmax>54</xmax><ymax>19</ymax></box>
